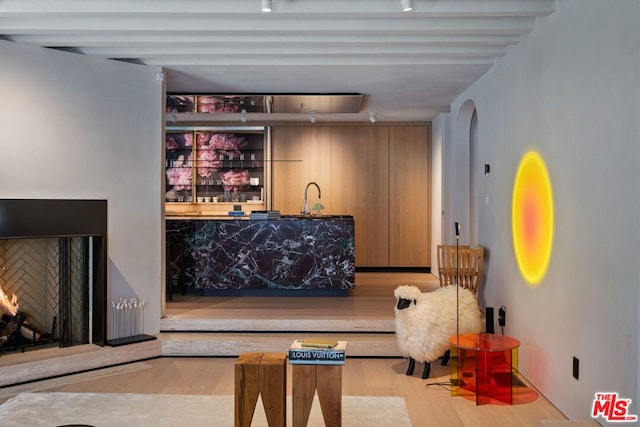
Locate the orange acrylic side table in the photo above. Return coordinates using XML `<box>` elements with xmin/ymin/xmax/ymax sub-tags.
<box><xmin>449</xmin><ymin>333</ymin><xmax>520</xmax><ymax>405</ymax></box>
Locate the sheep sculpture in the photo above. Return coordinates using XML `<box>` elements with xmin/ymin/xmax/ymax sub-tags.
<box><xmin>394</xmin><ymin>284</ymin><xmax>483</xmax><ymax>379</ymax></box>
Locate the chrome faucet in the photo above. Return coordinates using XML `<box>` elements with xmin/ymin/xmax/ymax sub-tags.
<box><xmin>302</xmin><ymin>181</ymin><xmax>321</xmax><ymax>215</ymax></box>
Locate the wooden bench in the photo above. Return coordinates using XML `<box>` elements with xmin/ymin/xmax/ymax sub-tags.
<box><xmin>235</xmin><ymin>352</ymin><xmax>287</xmax><ymax>427</ymax></box>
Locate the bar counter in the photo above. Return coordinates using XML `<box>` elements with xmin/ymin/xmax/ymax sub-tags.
<box><xmin>166</xmin><ymin>215</ymin><xmax>355</xmax><ymax>295</ymax></box>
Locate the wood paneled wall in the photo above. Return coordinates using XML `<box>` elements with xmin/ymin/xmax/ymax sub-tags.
<box><xmin>271</xmin><ymin>123</ymin><xmax>430</xmax><ymax>268</ymax></box>
<box><xmin>330</xmin><ymin>126</ymin><xmax>390</xmax><ymax>266</ymax></box>
<box><xmin>271</xmin><ymin>126</ymin><xmax>332</xmax><ymax>215</ymax></box>
<box><xmin>389</xmin><ymin>126</ymin><xmax>431</xmax><ymax>267</ymax></box>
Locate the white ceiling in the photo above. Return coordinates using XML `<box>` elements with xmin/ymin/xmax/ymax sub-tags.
<box><xmin>0</xmin><ymin>0</ymin><xmax>555</xmax><ymax>122</ymax></box>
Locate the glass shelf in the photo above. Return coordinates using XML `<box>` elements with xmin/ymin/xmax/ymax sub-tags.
<box><xmin>165</xmin><ymin>127</ymin><xmax>265</xmax><ymax>205</ymax></box>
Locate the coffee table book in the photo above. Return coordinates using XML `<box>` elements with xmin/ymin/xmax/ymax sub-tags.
<box><xmin>301</xmin><ymin>338</ymin><xmax>339</xmax><ymax>349</ymax></box>
<box><xmin>288</xmin><ymin>340</ymin><xmax>347</xmax><ymax>365</ymax></box>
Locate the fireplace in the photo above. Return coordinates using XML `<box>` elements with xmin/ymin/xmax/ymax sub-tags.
<box><xmin>0</xmin><ymin>236</ymin><xmax>94</xmax><ymax>352</ymax></box>
<box><xmin>0</xmin><ymin>199</ymin><xmax>107</xmax><ymax>354</ymax></box>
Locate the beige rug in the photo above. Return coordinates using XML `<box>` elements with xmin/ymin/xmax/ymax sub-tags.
<box><xmin>0</xmin><ymin>392</ymin><xmax>411</xmax><ymax>427</ymax></box>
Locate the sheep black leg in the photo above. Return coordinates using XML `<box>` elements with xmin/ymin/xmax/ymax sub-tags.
<box><xmin>421</xmin><ymin>362</ymin><xmax>431</xmax><ymax>379</ymax></box>
<box><xmin>440</xmin><ymin>349</ymin><xmax>451</xmax><ymax>366</ymax></box>
<box><xmin>406</xmin><ymin>357</ymin><xmax>416</xmax><ymax>376</ymax></box>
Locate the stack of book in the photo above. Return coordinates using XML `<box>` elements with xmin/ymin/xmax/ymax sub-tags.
<box><xmin>227</xmin><ymin>210</ymin><xmax>245</xmax><ymax>217</ymax></box>
<box><xmin>249</xmin><ymin>210</ymin><xmax>281</xmax><ymax>220</ymax></box>
<box><xmin>288</xmin><ymin>339</ymin><xmax>347</xmax><ymax>365</ymax></box>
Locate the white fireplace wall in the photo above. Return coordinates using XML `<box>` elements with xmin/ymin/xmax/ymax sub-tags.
<box><xmin>0</xmin><ymin>39</ymin><xmax>164</xmax><ymax>336</ymax></box>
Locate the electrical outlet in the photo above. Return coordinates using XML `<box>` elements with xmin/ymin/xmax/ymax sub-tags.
<box><xmin>498</xmin><ymin>306</ymin><xmax>506</xmax><ymax>327</ymax></box>
<box><xmin>573</xmin><ymin>357</ymin><xmax>579</xmax><ymax>380</ymax></box>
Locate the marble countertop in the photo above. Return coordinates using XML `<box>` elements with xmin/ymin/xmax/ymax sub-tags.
<box><xmin>166</xmin><ymin>214</ymin><xmax>355</xmax><ymax>291</ymax></box>
<box><xmin>166</xmin><ymin>214</ymin><xmax>353</xmax><ymax>220</ymax></box>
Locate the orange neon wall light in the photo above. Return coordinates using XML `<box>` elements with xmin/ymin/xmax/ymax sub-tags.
<box><xmin>511</xmin><ymin>151</ymin><xmax>554</xmax><ymax>285</ymax></box>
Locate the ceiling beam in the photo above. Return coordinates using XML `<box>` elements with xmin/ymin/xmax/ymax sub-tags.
<box><xmin>0</xmin><ymin>16</ymin><xmax>537</xmax><ymax>34</ymax></box>
<box><xmin>0</xmin><ymin>0</ymin><xmax>555</xmax><ymax>17</ymax></box>
<box><xmin>6</xmin><ymin>33</ymin><xmax>524</xmax><ymax>47</ymax></box>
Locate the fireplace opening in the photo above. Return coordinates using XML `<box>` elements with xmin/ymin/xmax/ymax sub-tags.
<box><xmin>1</xmin><ymin>236</ymin><xmax>93</xmax><ymax>354</ymax></box>
<box><xmin>0</xmin><ymin>199</ymin><xmax>108</xmax><ymax>354</ymax></box>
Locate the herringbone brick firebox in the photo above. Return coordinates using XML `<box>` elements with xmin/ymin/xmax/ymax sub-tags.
<box><xmin>0</xmin><ymin>237</ymin><xmax>92</xmax><ymax>353</ymax></box>
<box><xmin>0</xmin><ymin>199</ymin><xmax>108</xmax><ymax>355</ymax></box>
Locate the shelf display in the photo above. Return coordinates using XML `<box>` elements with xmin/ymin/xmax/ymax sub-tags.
<box><xmin>165</xmin><ymin>132</ymin><xmax>193</xmax><ymax>202</ymax></box>
<box><xmin>165</xmin><ymin>128</ymin><xmax>265</xmax><ymax>204</ymax></box>
<box><xmin>166</xmin><ymin>94</ymin><xmax>265</xmax><ymax>114</ymax></box>
<box><xmin>196</xmin><ymin>95</ymin><xmax>264</xmax><ymax>113</ymax></box>
<box><xmin>166</xmin><ymin>95</ymin><xmax>195</xmax><ymax>113</ymax></box>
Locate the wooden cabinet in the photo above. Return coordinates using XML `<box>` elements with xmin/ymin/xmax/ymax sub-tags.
<box><xmin>389</xmin><ymin>126</ymin><xmax>430</xmax><ymax>267</ymax></box>
<box><xmin>271</xmin><ymin>126</ymin><xmax>332</xmax><ymax>215</ymax></box>
<box><xmin>330</xmin><ymin>126</ymin><xmax>390</xmax><ymax>267</ymax></box>
<box><xmin>271</xmin><ymin>124</ymin><xmax>430</xmax><ymax>268</ymax></box>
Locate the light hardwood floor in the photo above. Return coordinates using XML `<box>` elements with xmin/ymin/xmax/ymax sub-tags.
<box><xmin>0</xmin><ymin>273</ymin><xmax>569</xmax><ymax>426</ymax></box>
<box><xmin>163</xmin><ymin>271</ymin><xmax>441</xmax><ymax>321</ymax></box>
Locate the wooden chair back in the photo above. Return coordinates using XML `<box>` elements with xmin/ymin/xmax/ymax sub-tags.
<box><xmin>437</xmin><ymin>245</ymin><xmax>485</xmax><ymax>296</ymax></box>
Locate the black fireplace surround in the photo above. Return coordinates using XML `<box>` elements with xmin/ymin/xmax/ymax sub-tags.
<box><xmin>0</xmin><ymin>199</ymin><xmax>108</xmax><ymax>347</ymax></box>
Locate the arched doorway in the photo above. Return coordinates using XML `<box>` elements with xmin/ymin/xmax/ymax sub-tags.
<box><xmin>469</xmin><ymin>108</ymin><xmax>478</xmax><ymax>245</ymax></box>
<box><xmin>450</xmin><ymin>99</ymin><xmax>478</xmax><ymax>245</ymax></box>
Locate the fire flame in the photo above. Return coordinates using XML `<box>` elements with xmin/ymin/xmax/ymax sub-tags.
<box><xmin>0</xmin><ymin>285</ymin><xmax>19</xmax><ymax>316</ymax></box>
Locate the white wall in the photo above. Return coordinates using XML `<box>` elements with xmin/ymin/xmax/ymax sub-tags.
<box><xmin>0</xmin><ymin>40</ymin><xmax>164</xmax><ymax>336</ymax></box>
<box><xmin>430</xmin><ymin>113</ymin><xmax>446</xmax><ymax>268</ymax></box>
<box><xmin>448</xmin><ymin>0</ymin><xmax>640</xmax><ymax>420</ymax></box>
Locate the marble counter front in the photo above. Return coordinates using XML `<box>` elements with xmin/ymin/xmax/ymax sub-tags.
<box><xmin>166</xmin><ymin>216</ymin><xmax>355</xmax><ymax>295</ymax></box>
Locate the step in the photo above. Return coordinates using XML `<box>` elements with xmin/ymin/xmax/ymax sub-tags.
<box><xmin>0</xmin><ymin>340</ymin><xmax>162</xmax><ymax>388</ymax></box>
<box><xmin>159</xmin><ymin>332</ymin><xmax>401</xmax><ymax>358</ymax></box>
<box><xmin>160</xmin><ymin>317</ymin><xmax>395</xmax><ymax>333</ymax></box>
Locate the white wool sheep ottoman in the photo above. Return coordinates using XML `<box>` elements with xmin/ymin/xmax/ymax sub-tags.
<box><xmin>394</xmin><ymin>285</ymin><xmax>483</xmax><ymax>379</ymax></box>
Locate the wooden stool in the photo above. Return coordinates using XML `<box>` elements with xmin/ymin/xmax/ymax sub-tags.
<box><xmin>292</xmin><ymin>364</ymin><xmax>342</xmax><ymax>427</ymax></box>
<box><xmin>235</xmin><ymin>352</ymin><xmax>287</xmax><ymax>427</ymax></box>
